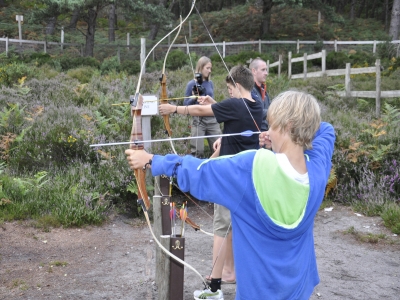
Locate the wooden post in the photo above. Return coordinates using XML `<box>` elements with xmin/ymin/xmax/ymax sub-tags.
<box><xmin>158</xmin><ymin>235</ymin><xmax>171</xmax><ymax>300</ymax></box>
<box><xmin>61</xmin><ymin>27</ymin><xmax>64</xmax><ymax>51</ymax></box>
<box><xmin>303</xmin><ymin>53</ymin><xmax>307</xmax><ymax>80</ymax></box>
<box><xmin>322</xmin><ymin>50</ymin><xmax>326</xmax><ymax>75</ymax></box>
<box><xmin>288</xmin><ymin>51</ymin><xmax>292</xmax><ymax>79</ymax></box>
<box><xmin>278</xmin><ymin>55</ymin><xmax>282</xmax><ymax>77</ymax></box>
<box><xmin>169</xmin><ymin>236</ymin><xmax>185</xmax><ymax>300</ymax></box>
<box><xmin>334</xmin><ymin>40</ymin><xmax>338</xmax><ymax>52</ymax></box>
<box><xmin>345</xmin><ymin>63</ymin><xmax>351</xmax><ymax>97</ymax></box>
<box><xmin>117</xmin><ymin>45</ymin><xmax>120</xmax><ymax>63</ymax></box>
<box><xmin>296</xmin><ymin>39</ymin><xmax>300</xmax><ymax>54</ymax></box>
<box><xmin>259</xmin><ymin>39</ymin><xmax>261</xmax><ymax>53</ymax></box>
<box><xmin>318</xmin><ymin>11</ymin><xmax>321</xmax><ymax>26</ymax></box>
<box><xmin>127</xmin><ymin>33</ymin><xmax>130</xmax><ymax>50</ymax></box>
<box><xmin>373</xmin><ymin>40</ymin><xmax>377</xmax><ymax>54</ymax></box>
<box><xmin>141</xmin><ymin>38</ymin><xmax>146</xmax><ymax>74</ymax></box>
<box><xmin>223</xmin><ymin>41</ymin><xmax>226</xmax><ymax>58</ymax></box>
<box><xmin>375</xmin><ymin>59</ymin><xmax>381</xmax><ymax>118</ymax></box>
<box><xmin>44</xmin><ymin>41</ymin><xmax>47</xmax><ymax>54</ymax></box>
<box><xmin>5</xmin><ymin>37</ymin><xmax>8</xmax><ymax>56</ymax></box>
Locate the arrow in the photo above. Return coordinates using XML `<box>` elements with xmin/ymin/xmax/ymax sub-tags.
<box><xmin>90</xmin><ymin>130</ymin><xmax>261</xmax><ymax>147</ymax></box>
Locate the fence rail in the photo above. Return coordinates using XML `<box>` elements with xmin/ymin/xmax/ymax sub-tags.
<box><xmin>1</xmin><ymin>36</ymin><xmax>400</xmax><ymax>63</ymax></box>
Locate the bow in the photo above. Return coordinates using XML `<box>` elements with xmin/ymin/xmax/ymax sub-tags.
<box><xmin>130</xmin><ymin>0</ymin><xmax>208</xmax><ymax>289</ymax></box>
<box><xmin>159</xmin><ymin>15</ymin><xmax>182</xmax><ymax>155</ymax></box>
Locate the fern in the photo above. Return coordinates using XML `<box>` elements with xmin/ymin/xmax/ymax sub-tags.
<box><xmin>325</xmin><ymin>168</ymin><xmax>337</xmax><ymax>198</ymax></box>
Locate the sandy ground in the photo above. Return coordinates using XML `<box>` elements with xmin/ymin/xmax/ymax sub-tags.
<box><xmin>1</xmin><ymin>203</ymin><xmax>399</xmax><ymax>300</ymax></box>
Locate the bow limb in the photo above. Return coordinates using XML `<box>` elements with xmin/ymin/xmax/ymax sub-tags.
<box><xmin>134</xmin><ymin>1</ymin><xmax>196</xmax><ymax>98</ymax></box>
<box><xmin>159</xmin><ymin>15</ymin><xmax>183</xmax><ymax>155</ymax></box>
<box><xmin>130</xmin><ymin>94</ymin><xmax>151</xmax><ymax>211</ymax></box>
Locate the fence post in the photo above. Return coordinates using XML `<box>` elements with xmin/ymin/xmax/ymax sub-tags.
<box><xmin>127</xmin><ymin>33</ymin><xmax>130</xmax><ymax>50</ymax></box>
<box><xmin>61</xmin><ymin>27</ymin><xmax>64</xmax><ymax>51</ymax></box>
<box><xmin>117</xmin><ymin>45</ymin><xmax>120</xmax><ymax>63</ymax></box>
<box><xmin>345</xmin><ymin>63</ymin><xmax>351</xmax><ymax>97</ymax></box>
<box><xmin>334</xmin><ymin>40</ymin><xmax>338</xmax><ymax>52</ymax></box>
<box><xmin>375</xmin><ymin>59</ymin><xmax>381</xmax><ymax>118</ymax></box>
<box><xmin>186</xmin><ymin>42</ymin><xmax>190</xmax><ymax>55</ymax></box>
<box><xmin>259</xmin><ymin>39</ymin><xmax>261</xmax><ymax>53</ymax></box>
<box><xmin>267</xmin><ymin>60</ymin><xmax>270</xmax><ymax>75</ymax></box>
<box><xmin>189</xmin><ymin>21</ymin><xmax>192</xmax><ymax>39</ymax></box>
<box><xmin>6</xmin><ymin>37</ymin><xmax>8</xmax><ymax>56</ymax></box>
<box><xmin>288</xmin><ymin>51</ymin><xmax>292</xmax><ymax>79</ymax></box>
<box><xmin>297</xmin><ymin>39</ymin><xmax>300</xmax><ymax>54</ymax></box>
<box><xmin>318</xmin><ymin>11</ymin><xmax>321</xmax><ymax>26</ymax></box>
<box><xmin>44</xmin><ymin>41</ymin><xmax>47</xmax><ymax>54</ymax></box>
<box><xmin>223</xmin><ymin>41</ymin><xmax>226</xmax><ymax>58</ymax></box>
<box><xmin>373</xmin><ymin>40</ymin><xmax>376</xmax><ymax>54</ymax></box>
<box><xmin>141</xmin><ymin>37</ymin><xmax>146</xmax><ymax>74</ymax></box>
<box><xmin>322</xmin><ymin>49</ymin><xmax>326</xmax><ymax>75</ymax></box>
<box><xmin>303</xmin><ymin>53</ymin><xmax>307</xmax><ymax>80</ymax></box>
<box><xmin>278</xmin><ymin>55</ymin><xmax>282</xmax><ymax>77</ymax></box>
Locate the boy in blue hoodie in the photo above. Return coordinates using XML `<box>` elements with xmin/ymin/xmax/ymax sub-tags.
<box><xmin>126</xmin><ymin>90</ymin><xmax>335</xmax><ymax>300</ymax></box>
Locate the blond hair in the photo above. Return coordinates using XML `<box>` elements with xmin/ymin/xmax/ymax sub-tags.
<box><xmin>195</xmin><ymin>56</ymin><xmax>212</xmax><ymax>80</ymax></box>
<box><xmin>267</xmin><ymin>91</ymin><xmax>321</xmax><ymax>149</ymax></box>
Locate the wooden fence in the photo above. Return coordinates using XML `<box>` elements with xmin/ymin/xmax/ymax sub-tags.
<box><xmin>266</xmin><ymin>52</ymin><xmax>400</xmax><ymax>118</ymax></box>
<box><xmin>1</xmin><ymin>36</ymin><xmax>400</xmax><ymax>62</ymax></box>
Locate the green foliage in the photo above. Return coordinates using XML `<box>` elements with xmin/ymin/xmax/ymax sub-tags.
<box><xmin>57</xmin><ymin>56</ymin><xmax>100</xmax><ymax>71</ymax></box>
<box><xmin>120</xmin><ymin>60</ymin><xmax>140</xmax><ymax>75</ymax></box>
<box><xmin>23</xmin><ymin>52</ymin><xmax>52</xmax><ymax>66</ymax></box>
<box><xmin>67</xmin><ymin>66</ymin><xmax>98</xmax><ymax>84</ymax></box>
<box><xmin>0</xmin><ymin>62</ymin><xmax>33</xmax><ymax>87</ymax></box>
<box><xmin>165</xmin><ymin>49</ymin><xmax>188</xmax><ymax>71</ymax></box>
<box><xmin>377</xmin><ymin>40</ymin><xmax>398</xmax><ymax>61</ymax></box>
<box><xmin>326</xmin><ymin>51</ymin><xmax>349</xmax><ymax>69</ymax></box>
<box><xmin>381</xmin><ymin>203</ymin><xmax>400</xmax><ymax>234</ymax></box>
<box><xmin>100</xmin><ymin>56</ymin><xmax>121</xmax><ymax>74</ymax></box>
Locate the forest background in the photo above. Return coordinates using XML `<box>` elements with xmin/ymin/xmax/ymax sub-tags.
<box><xmin>0</xmin><ymin>0</ymin><xmax>400</xmax><ymax>238</ymax></box>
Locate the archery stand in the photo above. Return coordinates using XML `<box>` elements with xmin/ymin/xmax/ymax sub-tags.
<box><xmin>153</xmin><ymin>169</ymin><xmax>185</xmax><ymax>299</ymax></box>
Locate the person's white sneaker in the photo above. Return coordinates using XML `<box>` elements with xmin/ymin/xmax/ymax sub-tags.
<box><xmin>193</xmin><ymin>288</ymin><xmax>224</xmax><ymax>300</ymax></box>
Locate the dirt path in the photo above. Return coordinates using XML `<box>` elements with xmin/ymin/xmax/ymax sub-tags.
<box><xmin>1</xmin><ymin>204</ymin><xmax>399</xmax><ymax>300</ymax></box>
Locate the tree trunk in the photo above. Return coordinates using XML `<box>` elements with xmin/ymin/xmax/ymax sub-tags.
<box><xmin>259</xmin><ymin>0</ymin><xmax>274</xmax><ymax>37</ymax></box>
<box><xmin>108</xmin><ymin>4</ymin><xmax>116</xmax><ymax>42</ymax></box>
<box><xmin>147</xmin><ymin>0</ymin><xmax>168</xmax><ymax>41</ymax></box>
<box><xmin>357</xmin><ymin>0</ymin><xmax>366</xmax><ymax>18</ymax></box>
<box><xmin>370</xmin><ymin>0</ymin><xmax>377</xmax><ymax>18</ymax></box>
<box><xmin>389</xmin><ymin>0</ymin><xmax>400</xmax><ymax>39</ymax></box>
<box><xmin>45</xmin><ymin>16</ymin><xmax>57</xmax><ymax>35</ymax></box>
<box><xmin>384</xmin><ymin>0</ymin><xmax>390</xmax><ymax>31</ymax></box>
<box><xmin>84</xmin><ymin>7</ymin><xmax>97</xmax><ymax>57</ymax></box>
<box><xmin>69</xmin><ymin>8</ymin><xmax>80</xmax><ymax>29</ymax></box>
<box><xmin>350</xmin><ymin>0</ymin><xmax>356</xmax><ymax>20</ymax></box>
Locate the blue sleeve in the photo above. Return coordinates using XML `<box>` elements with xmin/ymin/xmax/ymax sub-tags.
<box><xmin>184</xmin><ymin>80</ymin><xmax>198</xmax><ymax>105</ymax></box>
<box><xmin>305</xmin><ymin>122</ymin><xmax>335</xmax><ymax>180</ymax></box>
<box><xmin>151</xmin><ymin>151</ymin><xmax>256</xmax><ymax>210</ymax></box>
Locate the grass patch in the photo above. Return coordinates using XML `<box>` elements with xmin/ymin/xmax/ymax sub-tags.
<box><xmin>344</xmin><ymin>226</ymin><xmax>388</xmax><ymax>244</ymax></box>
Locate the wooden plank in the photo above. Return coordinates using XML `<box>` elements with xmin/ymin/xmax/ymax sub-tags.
<box><xmin>158</xmin><ymin>236</ymin><xmax>171</xmax><ymax>300</ymax></box>
<box><xmin>336</xmin><ymin>90</ymin><xmax>400</xmax><ymax>98</ymax></box>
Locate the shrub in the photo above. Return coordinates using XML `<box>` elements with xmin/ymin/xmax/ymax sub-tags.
<box><xmin>165</xmin><ymin>49</ymin><xmax>188</xmax><ymax>70</ymax></box>
<box><xmin>100</xmin><ymin>56</ymin><xmax>121</xmax><ymax>74</ymax></box>
<box><xmin>120</xmin><ymin>60</ymin><xmax>140</xmax><ymax>75</ymax></box>
<box><xmin>67</xmin><ymin>66</ymin><xmax>98</xmax><ymax>84</ymax></box>
<box><xmin>0</xmin><ymin>62</ymin><xmax>33</xmax><ymax>87</ymax></box>
<box><xmin>57</xmin><ymin>55</ymin><xmax>100</xmax><ymax>71</ymax></box>
<box><xmin>326</xmin><ymin>51</ymin><xmax>348</xmax><ymax>69</ymax></box>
